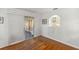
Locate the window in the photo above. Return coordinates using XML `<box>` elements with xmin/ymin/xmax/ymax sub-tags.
<box><xmin>49</xmin><ymin>15</ymin><xmax>60</xmax><ymax>27</ymax></box>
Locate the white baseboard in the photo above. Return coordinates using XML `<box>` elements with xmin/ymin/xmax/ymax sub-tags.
<box><xmin>42</xmin><ymin>35</ymin><xmax>79</xmax><ymax>49</ymax></box>
<box><xmin>0</xmin><ymin>43</ymin><xmax>8</xmax><ymax>49</ymax></box>
<box><xmin>8</xmin><ymin>39</ymin><xmax>25</xmax><ymax>46</ymax></box>
<box><xmin>0</xmin><ymin>39</ymin><xmax>25</xmax><ymax>49</ymax></box>
<box><xmin>1</xmin><ymin>35</ymin><xmax>79</xmax><ymax>49</ymax></box>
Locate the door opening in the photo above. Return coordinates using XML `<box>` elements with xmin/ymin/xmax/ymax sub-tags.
<box><xmin>24</xmin><ymin>16</ymin><xmax>34</xmax><ymax>39</ymax></box>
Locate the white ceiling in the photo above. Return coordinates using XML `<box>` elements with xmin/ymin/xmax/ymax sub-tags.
<box><xmin>20</xmin><ymin>8</ymin><xmax>58</xmax><ymax>14</ymax></box>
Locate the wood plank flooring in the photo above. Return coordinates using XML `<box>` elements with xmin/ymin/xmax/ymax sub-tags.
<box><xmin>0</xmin><ymin>36</ymin><xmax>78</xmax><ymax>50</ymax></box>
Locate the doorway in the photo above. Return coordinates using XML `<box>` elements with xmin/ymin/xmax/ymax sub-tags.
<box><xmin>24</xmin><ymin>16</ymin><xmax>34</xmax><ymax>39</ymax></box>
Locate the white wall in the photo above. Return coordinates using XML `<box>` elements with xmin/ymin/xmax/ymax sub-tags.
<box><xmin>7</xmin><ymin>8</ymin><xmax>41</xmax><ymax>45</ymax></box>
<box><xmin>0</xmin><ymin>9</ymin><xmax>9</xmax><ymax>47</ymax></box>
<box><xmin>0</xmin><ymin>8</ymin><xmax>41</xmax><ymax>48</ymax></box>
<box><xmin>42</xmin><ymin>8</ymin><xmax>79</xmax><ymax>48</ymax></box>
<box><xmin>8</xmin><ymin>13</ymin><xmax>25</xmax><ymax>44</ymax></box>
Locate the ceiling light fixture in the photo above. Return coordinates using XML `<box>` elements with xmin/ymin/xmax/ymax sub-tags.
<box><xmin>53</xmin><ymin>8</ymin><xmax>58</xmax><ymax>10</ymax></box>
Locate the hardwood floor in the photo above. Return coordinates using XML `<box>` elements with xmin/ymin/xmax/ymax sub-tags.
<box><xmin>0</xmin><ymin>36</ymin><xmax>78</xmax><ymax>50</ymax></box>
